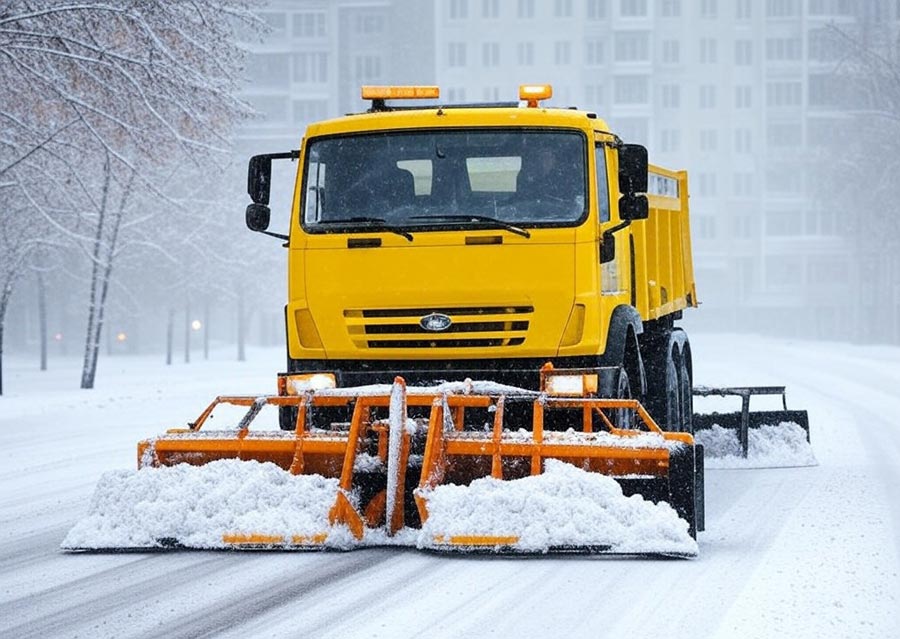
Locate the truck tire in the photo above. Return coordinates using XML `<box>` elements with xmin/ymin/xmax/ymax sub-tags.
<box><xmin>641</xmin><ymin>327</ymin><xmax>689</xmax><ymax>432</ymax></box>
<box><xmin>677</xmin><ymin>355</ymin><xmax>693</xmax><ymax>435</ymax></box>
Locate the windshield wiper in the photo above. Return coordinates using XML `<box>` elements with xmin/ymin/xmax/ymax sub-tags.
<box><xmin>318</xmin><ymin>217</ymin><xmax>413</xmax><ymax>241</ymax></box>
<box><xmin>409</xmin><ymin>215</ymin><xmax>531</xmax><ymax>238</ymax></box>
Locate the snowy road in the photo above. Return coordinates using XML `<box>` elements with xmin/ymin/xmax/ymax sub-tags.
<box><xmin>1</xmin><ymin>334</ymin><xmax>898</xmax><ymax>639</ymax></box>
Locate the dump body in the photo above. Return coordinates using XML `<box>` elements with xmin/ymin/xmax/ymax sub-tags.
<box><xmin>282</xmin><ymin>104</ymin><xmax>696</xmax><ymax>385</ymax></box>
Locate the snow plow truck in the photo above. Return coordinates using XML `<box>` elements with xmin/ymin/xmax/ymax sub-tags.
<box><xmin>65</xmin><ymin>85</ymin><xmax>808</xmax><ymax>556</ymax></box>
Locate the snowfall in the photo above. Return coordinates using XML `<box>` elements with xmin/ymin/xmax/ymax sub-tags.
<box><xmin>1</xmin><ymin>333</ymin><xmax>898</xmax><ymax>638</ymax></box>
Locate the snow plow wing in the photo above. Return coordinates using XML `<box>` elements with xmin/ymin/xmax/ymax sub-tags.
<box><xmin>64</xmin><ymin>371</ymin><xmax>703</xmax><ymax>556</ymax></box>
<box><xmin>692</xmin><ymin>386</ymin><xmax>809</xmax><ymax>457</ymax></box>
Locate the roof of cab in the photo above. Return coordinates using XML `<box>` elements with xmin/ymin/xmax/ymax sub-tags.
<box><xmin>303</xmin><ymin>105</ymin><xmax>613</xmax><ymax>140</ymax></box>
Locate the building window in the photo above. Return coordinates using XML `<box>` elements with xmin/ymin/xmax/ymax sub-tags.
<box><xmin>482</xmin><ymin>42</ymin><xmax>500</xmax><ymax>67</ymax></box>
<box><xmin>483</xmin><ymin>86</ymin><xmax>501</xmax><ymax>101</ymax></box>
<box><xmin>735</xmin><ymin>85</ymin><xmax>752</xmax><ymax>108</ymax></box>
<box><xmin>661</xmin><ymin>84</ymin><xmax>680</xmax><ymax>108</ymax></box>
<box><xmin>700</xmin><ymin>38</ymin><xmax>718</xmax><ymax>63</ymax></box>
<box><xmin>293</xmin><ymin>52</ymin><xmax>327</xmax><ymax>83</ymax></box>
<box><xmin>354</xmin><ymin>13</ymin><xmax>384</xmax><ymax>34</ymax></box>
<box><xmin>659</xmin><ymin>128</ymin><xmax>681</xmax><ymax>152</ymax></box>
<box><xmin>293</xmin><ymin>99</ymin><xmax>328</xmax><ymax>124</ymax></box>
<box><xmin>699</xmin><ymin>85</ymin><xmax>717</xmax><ymax>108</ymax></box>
<box><xmin>587</xmin><ymin>0</ymin><xmax>607</xmax><ymax>19</ymax></box>
<box><xmin>766</xmin><ymin>0</ymin><xmax>799</xmax><ymax>17</ymax></box>
<box><xmin>661</xmin><ymin>40</ymin><xmax>680</xmax><ymax>64</ymax></box>
<box><xmin>517</xmin><ymin>42</ymin><xmax>534</xmax><ymax>65</ymax></box>
<box><xmin>736</xmin><ymin>0</ymin><xmax>752</xmax><ymax>18</ymax></box>
<box><xmin>482</xmin><ymin>0</ymin><xmax>499</xmax><ymax>18</ymax></box>
<box><xmin>448</xmin><ymin>42</ymin><xmax>467</xmax><ymax>67</ymax></box>
<box><xmin>700</xmin><ymin>0</ymin><xmax>717</xmax><ymax>17</ymax></box>
<box><xmin>555</xmin><ymin>41</ymin><xmax>572</xmax><ymax>64</ymax></box>
<box><xmin>614</xmin><ymin>75</ymin><xmax>649</xmax><ymax>104</ymax></box>
<box><xmin>446</xmin><ymin>87</ymin><xmax>467</xmax><ymax>102</ymax></box>
<box><xmin>615</xmin><ymin>31</ymin><xmax>650</xmax><ymax>62</ymax></box>
<box><xmin>615</xmin><ymin>117</ymin><xmax>649</xmax><ymax>144</ymax></box>
<box><xmin>449</xmin><ymin>0</ymin><xmax>468</xmax><ymax>19</ymax></box>
<box><xmin>808</xmin><ymin>0</ymin><xmax>854</xmax><ymax>16</ymax></box>
<box><xmin>518</xmin><ymin>0</ymin><xmax>535</xmax><ymax>18</ymax></box>
<box><xmin>554</xmin><ymin>0</ymin><xmax>573</xmax><ymax>17</ymax></box>
<box><xmin>353</xmin><ymin>55</ymin><xmax>381</xmax><ymax>81</ymax></box>
<box><xmin>585</xmin><ymin>40</ymin><xmax>604</xmax><ymax>65</ymax></box>
<box><xmin>660</xmin><ymin>0</ymin><xmax>681</xmax><ymax>17</ymax></box>
<box><xmin>695</xmin><ymin>216</ymin><xmax>717</xmax><ymax>239</ymax></box>
<box><xmin>293</xmin><ymin>12</ymin><xmax>326</xmax><ymax>38</ymax></box>
<box><xmin>767</xmin><ymin>81</ymin><xmax>802</xmax><ymax>107</ymax></box>
<box><xmin>735</xmin><ymin>40</ymin><xmax>753</xmax><ymax>65</ymax></box>
<box><xmin>620</xmin><ymin>0</ymin><xmax>647</xmax><ymax>17</ymax></box>
<box><xmin>734</xmin><ymin>128</ymin><xmax>752</xmax><ymax>153</ymax></box>
<box><xmin>699</xmin><ymin>129</ymin><xmax>718</xmax><ymax>151</ymax></box>
<box><xmin>766</xmin><ymin>37</ymin><xmax>802</xmax><ymax>60</ymax></box>
<box><xmin>697</xmin><ymin>172</ymin><xmax>717</xmax><ymax>196</ymax></box>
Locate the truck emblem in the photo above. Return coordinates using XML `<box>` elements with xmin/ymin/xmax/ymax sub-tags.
<box><xmin>420</xmin><ymin>313</ymin><xmax>452</xmax><ymax>332</ymax></box>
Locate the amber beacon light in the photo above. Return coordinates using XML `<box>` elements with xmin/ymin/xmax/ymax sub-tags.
<box><xmin>361</xmin><ymin>85</ymin><xmax>440</xmax><ymax>100</ymax></box>
<box><xmin>519</xmin><ymin>84</ymin><xmax>553</xmax><ymax>107</ymax></box>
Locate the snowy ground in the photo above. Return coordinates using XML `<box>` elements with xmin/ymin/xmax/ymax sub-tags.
<box><xmin>1</xmin><ymin>334</ymin><xmax>898</xmax><ymax>639</ymax></box>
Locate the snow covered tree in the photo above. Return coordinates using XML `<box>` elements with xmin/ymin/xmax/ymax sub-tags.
<box><xmin>0</xmin><ymin>0</ymin><xmax>264</xmax><ymax>388</ymax></box>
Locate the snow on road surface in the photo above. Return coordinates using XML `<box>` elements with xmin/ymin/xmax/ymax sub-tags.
<box><xmin>1</xmin><ymin>334</ymin><xmax>898</xmax><ymax>639</ymax></box>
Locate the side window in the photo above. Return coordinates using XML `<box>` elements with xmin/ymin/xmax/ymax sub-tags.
<box><xmin>305</xmin><ymin>160</ymin><xmax>325</xmax><ymax>223</ymax></box>
<box><xmin>595</xmin><ymin>145</ymin><xmax>611</xmax><ymax>222</ymax></box>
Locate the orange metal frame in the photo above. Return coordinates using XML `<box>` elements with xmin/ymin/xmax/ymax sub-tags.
<box><xmin>136</xmin><ymin>378</ymin><xmax>693</xmax><ymax>548</ymax></box>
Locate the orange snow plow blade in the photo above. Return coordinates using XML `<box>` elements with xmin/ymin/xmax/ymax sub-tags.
<box><xmin>136</xmin><ymin>383</ymin><xmax>418</xmax><ymax>548</ymax></box>
<box><xmin>71</xmin><ymin>369</ymin><xmax>703</xmax><ymax>554</ymax></box>
<box><xmin>414</xmin><ymin>394</ymin><xmax>703</xmax><ymax>551</ymax></box>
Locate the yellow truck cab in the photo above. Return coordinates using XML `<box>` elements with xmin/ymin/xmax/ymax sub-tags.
<box><xmin>246</xmin><ymin>85</ymin><xmax>698</xmax><ymax>431</ymax></box>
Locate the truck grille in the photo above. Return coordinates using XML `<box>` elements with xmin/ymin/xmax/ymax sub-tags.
<box><xmin>344</xmin><ymin>306</ymin><xmax>533</xmax><ymax>350</ymax></box>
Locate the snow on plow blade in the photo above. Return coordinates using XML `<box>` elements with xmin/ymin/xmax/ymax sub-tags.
<box><xmin>414</xmin><ymin>395</ymin><xmax>702</xmax><ymax>555</ymax></box>
<box><xmin>63</xmin><ymin>376</ymin><xmax>703</xmax><ymax>556</ymax></box>
<box><xmin>692</xmin><ymin>386</ymin><xmax>809</xmax><ymax>458</ymax></box>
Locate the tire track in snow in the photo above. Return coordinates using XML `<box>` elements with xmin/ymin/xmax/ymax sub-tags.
<box><xmin>131</xmin><ymin>550</ymin><xmax>396</xmax><ymax>639</ymax></box>
<box><xmin>0</xmin><ymin>555</ymin><xmax>227</xmax><ymax>639</ymax></box>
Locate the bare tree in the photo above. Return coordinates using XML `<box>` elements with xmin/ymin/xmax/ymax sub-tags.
<box><xmin>0</xmin><ymin>1</ymin><xmax>264</xmax><ymax>388</ymax></box>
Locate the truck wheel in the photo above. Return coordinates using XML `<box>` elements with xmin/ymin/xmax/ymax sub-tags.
<box><xmin>599</xmin><ymin>366</ymin><xmax>633</xmax><ymax>429</ymax></box>
<box><xmin>677</xmin><ymin>356</ymin><xmax>693</xmax><ymax>435</ymax></box>
<box><xmin>642</xmin><ymin>336</ymin><xmax>680</xmax><ymax>432</ymax></box>
<box><xmin>663</xmin><ymin>351</ymin><xmax>679</xmax><ymax>431</ymax></box>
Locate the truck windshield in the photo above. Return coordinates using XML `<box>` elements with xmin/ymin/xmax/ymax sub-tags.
<box><xmin>301</xmin><ymin>129</ymin><xmax>587</xmax><ymax>232</ymax></box>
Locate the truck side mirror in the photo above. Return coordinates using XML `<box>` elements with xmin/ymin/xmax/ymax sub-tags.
<box><xmin>618</xmin><ymin>144</ymin><xmax>648</xmax><ymax>195</ymax></box>
<box><xmin>248</xmin><ymin>155</ymin><xmax>273</xmax><ymax>205</ymax></box>
<box><xmin>619</xmin><ymin>194</ymin><xmax>649</xmax><ymax>221</ymax></box>
<box><xmin>600</xmin><ymin>233</ymin><xmax>615</xmax><ymax>263</ymax></box>
<box><xmin>246</xmin><ymin>203</ymin><xmax>271</xmax><ymax>232</ymax></box>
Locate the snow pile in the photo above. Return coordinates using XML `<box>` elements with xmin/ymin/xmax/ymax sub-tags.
<box><xmin>695</xmin><ymin>422</ymin><xmax>816</xmax><ymax>469</ymax></box>
<box><xmin>418</xmin><ymin>459</ymin><xmax>698</xmax><ymax>555</ymax></box>
<box><xmin>62</xmin><ymin>459</ymin><xmax>346</xmax><ymax>550</ymax></box>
